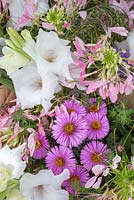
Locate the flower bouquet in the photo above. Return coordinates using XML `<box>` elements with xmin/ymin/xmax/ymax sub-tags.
<box><xmin>0</xmin><ymin>0</ymin><xmax>134</xmax><ymax>200</ymax></box>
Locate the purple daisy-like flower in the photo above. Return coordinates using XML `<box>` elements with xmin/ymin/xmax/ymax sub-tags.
<box><xmin>87</xmin><ymin>112</ymin><xmax>109</xmax><ymax>140</ymax></box>
<box><xmin>80</xmin><ymin>141</ymin><xmax>108</xmax><ymax>170</ymax></box>
<box><xmin>52</xmin><ymin>112</ymin><xmax>88</xmax><ymax>147</ymax></box>
<box><xmin>45</xmin><ymin>146</ymin><xmax>77</xmax><ymax>175</ymax></box>
<box><xmin>87</xmin><ymin>98</ymin><xmax>107</xmax><ymax>116</ymax></box>
<box><xmin>63</xmin><ymin>100</ymin><xmax>86</xmax><ymax>116</ymax></box>
<box><xmin>32</xmin><ymin>133</ymin><xmax>49</xmax><ymax>159</ymax></box>
<box><xmin>63</xmin><ymin>166</ymin><xmax>89</xmax><ymax>195</ymax></box>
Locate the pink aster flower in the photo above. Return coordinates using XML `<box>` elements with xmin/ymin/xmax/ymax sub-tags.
<box><xmin>87</xmin><ymin>98</ymin><xmax>107</xmax><ymax>116</ymax></box>
<box><xmin>52</xmin><ymin>112</ymin><xmax>88</xmax><ymax>147</ymax></box>
<box><xmin>45</xmin><ymin>146</ymin><xmax>77</xmax><ymax>175</ymax></box>
<box><xmin>80</xmin><ymin>141</ymin><xmax>108</xmax><ymax>170</ymax></box>
<box><xmin>63</xmin><ymin>166</ymin><xmax>89</xmax><ymax>195</ymax></box>
<box><xmin>28</xmin><ymin>132</ymin><xmax>49</xmax><ymax>159</ymax></box>
<box><xmin>87</xmin><ymin>112</ymin><xmax>109</xmax><ymax>140</ymax></box>
<box><xmin>63</xmin><ymin>100</ymin><xmax>86</xmax><ymax>116</ymax></box>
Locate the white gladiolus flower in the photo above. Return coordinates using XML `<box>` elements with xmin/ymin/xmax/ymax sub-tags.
<box><xmin>0</xmin><ymin>144</ymin><xmax>26</xmax><ymax>179</ymax></box>
<box><xmin>9</xmin><ymin>0</ymin><xmax>49</xmax><ymax>25</ymax></box>
<box><xmin>23</xmin><ymin>29</ymin><xmax>73</xmax><ymax>80</ymax></box>
<box><xmin>10</xmin><ymin>64</ymin><xmax>60</xmax><ymax>111</ymax></box>
<box><xmin>0</xmin><ymin>46</ymin><xmax>30</xmax><ymax>75</ymax></box>
<box><xmin>0</xmin><ymin>163</ymin><xmax>13</xmax><ymax>193</ymax></box>
<box><xmin>7</xmin><ymin>189</ymin><xmax>31</xmax><ymax>200</ymax></box>
<box><xmin>20</xmin><ymin>169</ymin><xmax>70</xmax><ymax>200</ymax></box>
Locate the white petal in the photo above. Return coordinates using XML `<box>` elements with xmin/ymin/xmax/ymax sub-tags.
<box><xmin>9</xmin><ymin>0</ymin><xmax>24</xmax><ymax>23</ymax></box>
<box><xmin>52</xmin><ymin>169</ymin><xmax>70</xmax><ymax>189</ymax></box>
<box><xmin>10</xmin><ymin>64</ymin><xmax>43</xmax><ymax>109</ymax></box>
<box><xmin>92</xmin><ymin>165</ymin><xmax>105</xmax><ymax>176</ymax></box>
<box><xmin>0</xmin><ymin>47</ymin><xmax>30</xmax><ymax>75</ymax></box>
<box><xmin>112</xmin><ymin>155</ymin><xmax>121</xmax><ymax>164</ymax></box>
<box><xmin>127</xmin><ymin>30</ymin><xmax>134</xmax><ymax>59</ymax></box>
<box><xmin>0</xmin><ymin>144</ymin><xmax>26</xmax><ymax>179</ymax></box>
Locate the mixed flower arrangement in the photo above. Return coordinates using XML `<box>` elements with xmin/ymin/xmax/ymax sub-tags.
<box><xmin>0</xmin><ymin>0</ymin><xmax>134</xmax><ymax>199</ymax></box>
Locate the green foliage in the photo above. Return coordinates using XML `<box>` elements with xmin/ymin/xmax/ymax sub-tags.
<box><xmin>112</xmin><ymin>164</ymin><xmax>134</xmax><ymax>199</ymax></box>
<box><xmin>108</xmin><ymin>103</ymin><xmax>134</xmax><ymax>128</ymax></box>
<box><xmin>0</xmin><ymin>179</ymin><xmax>19</xmax><ymax>200</ymax></box>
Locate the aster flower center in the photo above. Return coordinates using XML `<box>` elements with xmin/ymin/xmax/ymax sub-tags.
<box><xmin>64</xmin><ymin>123</ymin><xmax>76</xmax><ymax>135</ymax></box>
<box><xmin>35</xmin><ymin>140</ymin><xmax>41</xmax><ymax>149</ymax></box>
<box><xmin>55</xmin><ymin>157</ymin><xmax>65</xmax><ymax>167</ymax></box>
<box><xmin>91</xmin><ymin>120</ymin><xmax>101</xmax><ymax>130</ymax></box>
<box><xmin>69</xmin><ymin>175</ymin><xmax>80</xmax><ymax>184</ymax></box>
<box><xmin>67</xmin><ymin>108</ymin><xmax>75</xmax><ymax>114</ymax></box>
<box><xmin>88</xmin><ymin>104</ymin><xmax>98</xmax><ymax>112</ymax></box>
<box><xmin>44</xmin><ymin>50</ymin><xmax>57</xmax><ymax>63</ymax></box>
<box><xmin>92</xmin><ymin>153</ymin><xmax>102</xmax><ymax>163</ymax></box>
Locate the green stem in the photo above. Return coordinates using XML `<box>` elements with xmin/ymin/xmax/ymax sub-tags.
<box><xmin>123</xmin><ymin>124</ymin><xmax>134</xmax><ymax>146</ymax></box>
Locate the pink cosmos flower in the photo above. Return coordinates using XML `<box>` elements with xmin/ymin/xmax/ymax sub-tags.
<box><xmin>52</xmin><ymin>112</ymin><xmax>88</xmax><ymax>147</ymax></box>
<box><xmin>45</xmin><ymin>146</ymin><xmax>77</xmax><ymax>175</ymax></box>
<box><xmin>63</xmin><ymin>166</ymin><xmax>89</xmax><ymax>195</ymax></box>
<box><xmin>80</xmin><ymin>141</ymin><xmax>108</xmax><ymax>170</ymax></box>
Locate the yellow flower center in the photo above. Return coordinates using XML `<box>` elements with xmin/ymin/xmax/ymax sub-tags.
<box><xmin>91</xmin><ymin>121</ymin><xmax>101</xmax><ymax>130</ymax></box>
<box><xmin>92</xmin><ymin>153</ymin><xmax>102</xmax><ymax>163</ymax></box>
<box><xmin>64</xmin><ymin>123</ymin><xmax>76</xmax><ymax>135</ymax></box>
<box><xmin>35</xmin><ymin>140</ymin><xmax>41</xmax><ymax>149</ymax></box>
<box><xmin>88</xmin><ymin>104</ymin><xmax>99</xmax><ymax>112</ymax></box>
<box><xmin>69</xmin><ymin>175</ymin><xmax>80</xmax><ymax>184</ymax></box>
<box><xmin>55</xmin><ymin>157</ymin><xmax>65</xmax><ymax>167</ymax></box>
<box><xmin>67</xmin><ymin>108</ymin><xmax>75</xmax><ymax>114</ymax></box>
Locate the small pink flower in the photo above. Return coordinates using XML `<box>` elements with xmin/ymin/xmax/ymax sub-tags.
<box><xmin>78</xmin><ymin>11</ymin><xmax>87</xmax><ymax>19</ymax></box>
<box><xmin>63</xmin><ymin>22</ymin><xmax>71</xmax><ymax>28</ymax></box>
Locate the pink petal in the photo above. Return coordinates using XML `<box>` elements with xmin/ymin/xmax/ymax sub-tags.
<box><xmin>109</xmin><ymin>26</ymin><xmax>128</xmax><ymax>36</ymax></box>
<box><xmin>109</xmin><ymin>83</ymin><xmax>118</xmax><ymax>103</ymax></box>
<box><xmin>92</xmin><ymin>165</ymin><xmax>106</xmax><ymax>176</ymax></box>
<box><xmin>28</xmin><ymin>133</ymin><xmax>36</xmax><ymax>156</ymax></box>
<box><xmin>113</xmin><ymin>155</ymin><xmax>121</xmax><ymax>164</ymax></box>
<box><xmin>128</xmin><ymin>1</ymin><xmax>134</xmax><ymax>9</ymax></box>
<box><xmin>92</xmin><ymin>177</ymin><xmax>102</xmax><ymax>189</ymax></box>
<box><xmin>78</xmin><ymin>11</ymin><xmax>87</xmax><ymax>19</ymax></box>
<box><xmin>38</xmin><ymin>122</ymin><xmax>46</xmax><ymax>136</ymax></box>
<box><xmin>103</xmin><ymin>168</ymin><xmax>109</xmax><ymax>177</ymax></box>
<box><xmin>42</xmin><ymin>22</ymin><xmax>55</xmax><ymax>30</ymax></box>
<box><xmin>120</xmin><ymin>0</ymin><xmax>129</xmax><ymax>13</ymax></box>
<box><xmin>127</xmin><ymin>11</ymin><xmax>134</xmax><ymax>19</ymax></box>
<box><xmin>85</xmin><ymin>176</ymin><xmax>97</xmax><ymax>188</ymax></box>
<box><xmin>86</xmin><ymin>80</ymin><xmax>104</xmax><ymax>94</ymax></box>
